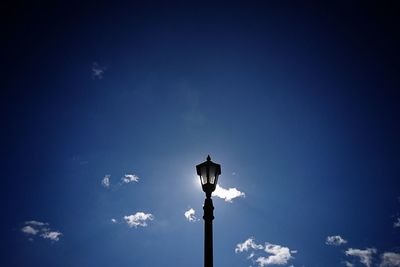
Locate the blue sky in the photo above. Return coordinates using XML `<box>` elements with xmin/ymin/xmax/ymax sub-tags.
<box><xmin>2</xmin><ymin>1</ymin><xmax>400</xmax><ymax>267</ymax></box>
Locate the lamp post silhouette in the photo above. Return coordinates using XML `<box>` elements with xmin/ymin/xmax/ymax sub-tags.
<box><xmin>196</xmin><ymin>155</ymin><xmax>221</xmax><ymax>267</ymax></box>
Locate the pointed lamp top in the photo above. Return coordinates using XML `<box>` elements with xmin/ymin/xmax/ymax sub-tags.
<box><xmin>207</xmin><ymin>155</ymin><xmax>211</xmax><ymax>161</ymax></box>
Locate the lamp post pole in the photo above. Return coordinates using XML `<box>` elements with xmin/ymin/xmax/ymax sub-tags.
<box><xmin>196</xmin><ymin>155</ymin><xmax>221</xmax><ymax>267</ymax></box>
<box><xmin>203</xmin><ymin>194</ymin><xmax>214</xmax><ymax>267</ymax></box>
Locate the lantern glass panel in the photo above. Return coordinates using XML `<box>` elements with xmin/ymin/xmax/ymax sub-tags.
<box><xmin>200</xmin><ymin>166</ymin><xmax>208</xmax><ymax>185</ymax></box>
<box><xmin>209</xmin><ymin>165</ymin><xmax>216</xmax><ymax>184</ymax></box>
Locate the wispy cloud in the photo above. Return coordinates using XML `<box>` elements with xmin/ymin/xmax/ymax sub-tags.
<box><xmin>121</xmin><ymin>174</ymin><xmax>139</xmax><ymax>184</ymax></box>
<box><xmin>21</xmin><ymin>220</ymin><xmax>62</xmax><ymax>242</ymax></box>
<box><xmin>124</xmin><ymin>212</ymin><xmax>154</xmax><ymax>228</ymax></box>
<box><xmin>380</xmin><ymin>252</ymin><xmax>400</xmax><ymax>267</ymax></box>
<box><xmin>184</xmin><ymin>208</ymin><xmax>198</xmax><ymax>222</ymax></box>
<box><xmin>40</xmin><ymin>231</ymin><xmax>62</xmax><ymax>241</ymax></box>
<box><xmin>212</xmin><ymin>184</ymin><xmax>245</xmax><ymax>202</ymax></box>
<box><xmin>326</xmin><ymin>235</ymin><xmax>347</xmax><ymax>246</ymax></box>
<box><xmin>92</xmin><ymin>62</ymin><xmax>106</xmax><ymax>80</ymax></box>
<box><xmin>101</xmin><ymin>174</ymin><xmax>110</xmax><ymax>188</ymax></box>
<box><xmin>345</xmin><ymin>248</ymin><xmax>377</xmax><ymax>267</ymax></box>
<box><xmin>111</xmin><ymin>218</ymin><xmax>117</xmax><ymax>224</ymax></box>
<box><xmin>236</xmin><ymin>238</ymin><xmax>295</xmax><ymax>266</ymax></box>
<box><xmin>101</xmin><ymin>173</ymin><xmax>140</xmax><ymax>189</ymax></box>
<box><xmin>25</xmin><ymin>220</ymin><xmax>48</xmax><ymax>226</ymax></box>
<box><xmin>393</xmin><ymin>218</ymin><xmax>400</xmax><ymax>228</ymax></box>
<box><xmin>344</xmin><ymin>261</ymin><xmax>354</xmax><ymax>267</ymax></box>
<box><xmin>21</xmin><ymin>225</ymin><xmax>39</xmax><ymax>235</ymax></box>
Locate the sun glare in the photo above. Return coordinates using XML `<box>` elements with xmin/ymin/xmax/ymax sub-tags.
<box><xmin>193</xmin><ymin>174</ymin><xmax>202</xmax><ymax>190</ymax></box>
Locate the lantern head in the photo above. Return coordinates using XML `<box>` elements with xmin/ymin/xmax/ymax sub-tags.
<box><xmin>196</xmin><ymin>155</ymin><xmax>221</xmax><ymax>197</ymax></box>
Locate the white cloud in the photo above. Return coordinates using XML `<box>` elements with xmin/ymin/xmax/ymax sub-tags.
<box><xmin>21</xmin><ymin>220</ymin><xmax>62</xmax><ymax>242</ymax></box>
<box><xmin>111</xmin><ymin>218</ymin><xmax>117</xmax><ymax>223</ymax></box>
<box><xmin>121</xmin><ymin>174</ymin><xmax>139</xmax><ymax>184</ymax></box>
<box><xmin>101</xmin><ymin>173</ymin><xmax>140</xmax><ymax>188</ymax></box>
<box><xmin>345</xmin><ymin>248</ymin><xmax>377</xmax><ymax>267</ymax></box>
<box><xmin>102</xmin><ymin>174</ymin><xmax>110</xmax><ymax>188</ymax></box>
<box><xmin>41</xmin><ymin>231</ymin><xmax>62</xmax><ymax>241</ymax></box>
<box><xmin>236</xmin><ymin>238</ymin><xmax>295</xmax><ymax>266</ymax></box>
<box><xmin>258</xmin><ymin>243</ymin><xmax>293</xmax><ymax>266</ymax></box>
<box><xmin>344</xmin><ymin>261</ymin><xmax>354</xmax><ymax>267</ymax></box>
<box><xmin>235</xmin><ymin>238</ymin><xmax>264</xmax><ymax>253</ymax></box>
<box><xmin>124</xmin><ymin>212</ymin><xmax>153</xmax><ymax>228</ymax></box>
<box><xmin>92</xmin><ymin>62</ymin><xmax>106</xmax><ymax>79</ymax></box>
<box><xmin>212</xmin><ymin>184</ymin><xmax>245</xmax><ymax>202</ymax></box>
<box><xmin>394</xmin><ymin>218</ymin><xmax>400</xmax><ymax>228</ymax></box>
<box><xmin>21</xmin><ymin>225</ymin><xmax>38</xmax><ymax>235</ymax></box>
<box><xmin>184</xmin><ymin>208</ymin><xmax>198</xmax><ymax>222</ymax></box>
<box><xmin>326</xmin><ymin>235</ymin><xmax>347</xmax><ymax>246</ymax></box>
<box><xmin>380</xmin><ymin>252</ymin><xmax>400</xmax><ymax>267</ymax></box>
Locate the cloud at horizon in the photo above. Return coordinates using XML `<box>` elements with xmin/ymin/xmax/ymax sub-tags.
<box><xmin>380</xmin><ymin>252</ymin><xmax>400</xmax><ymax>267</ymax></box>
<box><xmin>345</xmin><ymin>248</ymin><xmax>377</xmax><ymax>267</ymax></box>
<box><xmin>235</xmin><ymin>237</ymin><xmax>295</xmax><ymax>266</ymax></box>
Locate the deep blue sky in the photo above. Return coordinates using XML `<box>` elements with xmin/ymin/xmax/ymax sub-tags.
<box><xmin>2</xmin><ymin>1</ymin><xmax>400</xmax><ymax>267</ymax></box>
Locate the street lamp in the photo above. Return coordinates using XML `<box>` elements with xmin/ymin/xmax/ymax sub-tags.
<box><xmin>196</xmin><ymin>155</ymin><xmax>221</xmax><ymax>267</ymax></box>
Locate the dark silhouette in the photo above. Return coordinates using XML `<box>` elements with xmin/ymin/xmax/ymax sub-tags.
<box><xmin>196</xmin><ymin>155</ymin><xmax>221</xmax><ymax>267</ymax></box>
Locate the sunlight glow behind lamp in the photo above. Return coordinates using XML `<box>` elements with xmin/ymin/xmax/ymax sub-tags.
<box><xmin>196</xmin><ymin>155</ymin><xmax>221</xmax><ymax>267</ymax></box>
